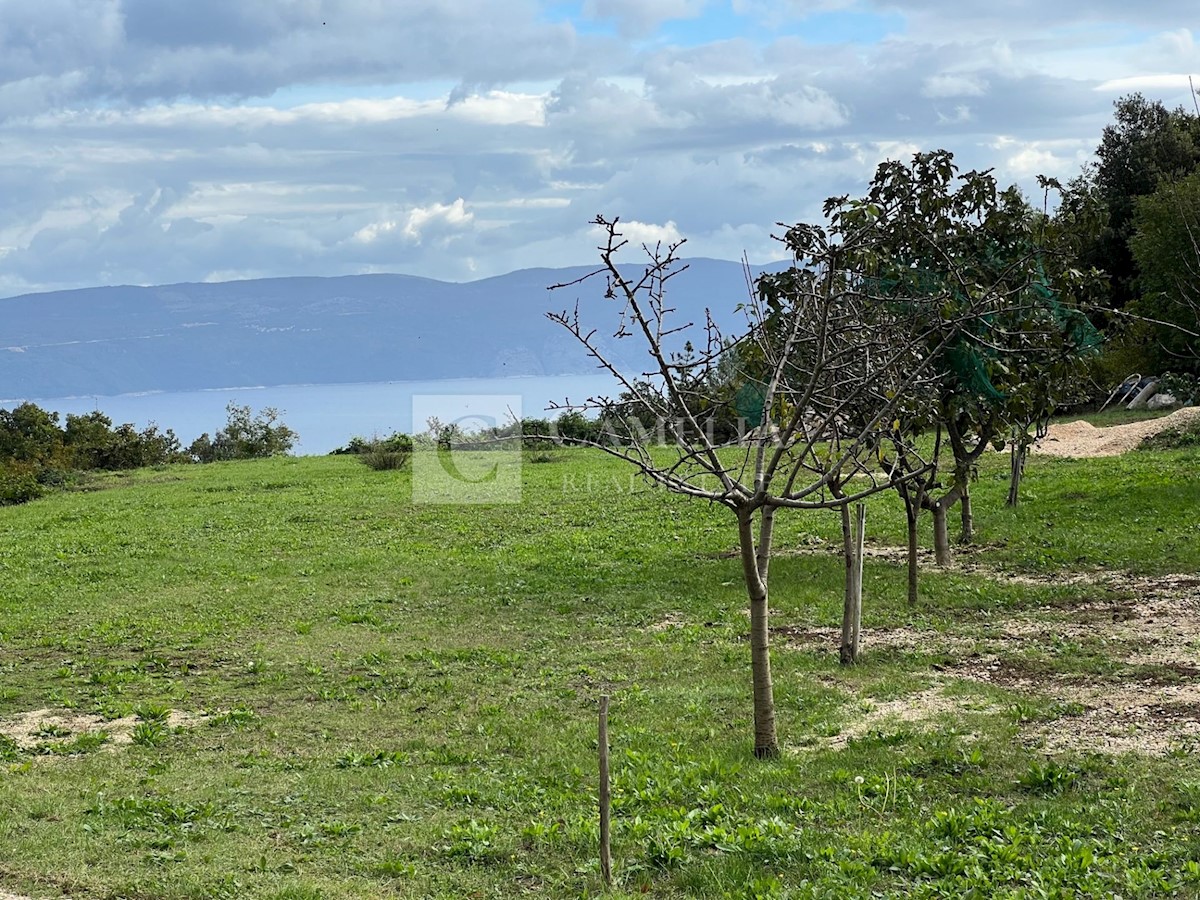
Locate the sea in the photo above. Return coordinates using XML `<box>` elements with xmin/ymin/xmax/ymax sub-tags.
<box><xmin>6</xmin><ymin>374</ymin><xmax>616</xmax><ymax>456</ymax></box>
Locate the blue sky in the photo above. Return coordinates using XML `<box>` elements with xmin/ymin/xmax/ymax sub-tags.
<box><xmin>0</xmin><ymin>0</ymin><xmax>1196</xmax><ymax>297</ymax></box>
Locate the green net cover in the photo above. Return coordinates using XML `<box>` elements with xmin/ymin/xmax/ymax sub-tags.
<box><xmin>869</xmin><ymin>263</ymin><xmax>1101</xmax><ymax>403</ymax></box>
<box><xmin>734</xmin><ymin>380</ymin><xmax>767</xmax><ymax>426</ymax></box>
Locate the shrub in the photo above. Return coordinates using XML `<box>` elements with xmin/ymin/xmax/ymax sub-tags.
<box><xmin>331</xmin><ymin>432</ymin><xmax>413</xmax><ymax>470</ymax></box>
<box><xmin>65</xmin><ymin>413</ymin><xmax>184</xmax><ymax>470</ymax></box>
<box><xmin>0</xmin><ymin>403</ymin><xmax>63</xmax><ymax>464</ymax></box>
<box><xmin>190</xmin><ymin>404</ymin><xmax>297</xmax><ymax>462</ymax></box>
<box><xmin>1</xmin><ymin>403</ymin><xmax>190</xmax><ymax>505</ymax></box>
<box><xmin>1159</xmin><ymin>372</ymin><xmax>1200</xmax><ymax>407</ymax></box>
<box><xmin>0</xmin><ymin>462</ymin><xmax>44</xmax><ymax>506</ymax></box>
<box><xmin>358</xmin><ymin>445</ymin><xmax>411</xmax><ymax>471</ymax></box>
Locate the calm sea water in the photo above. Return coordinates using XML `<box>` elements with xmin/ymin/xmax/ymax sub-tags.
<box><xmin>9</xmin><ymin>374</ymin><xmax>615</xmax><ymax>456</ymax></box>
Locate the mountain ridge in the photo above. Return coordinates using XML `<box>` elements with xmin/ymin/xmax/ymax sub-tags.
<box><xmin>1</xmin><ymin>258</ymin><xmax>789</xmax><ymax>400</ymax></box>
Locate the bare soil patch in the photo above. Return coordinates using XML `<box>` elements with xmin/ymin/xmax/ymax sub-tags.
<box><xmin>825</xmin><ymin>687</ymin><xmax>975</xmax><ymax>750</ymax></box>
<box><xmin>0</xmin><ymin>708</ymin><xmax>210</xmax><ymax>754</ymax></box>
<box><xmin>1033</xmin><ymin>407</ymin><xmax>1200</xmax><ymax>458</ymax></box>
<box><xmin>786</xmin><ymin>567</ymin><xmax>1200</xmax><ymax>756</ymax></box>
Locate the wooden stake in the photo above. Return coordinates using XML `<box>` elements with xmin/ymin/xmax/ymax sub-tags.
<box><xmin>852</xmin><ymin>502</ymin><xmax>866</xmax><ymax>660</ymax></box>
<box><xmin>599</xmin><ymin>695</ymin><xmax>612</xmax><ymax>888</ymax></box>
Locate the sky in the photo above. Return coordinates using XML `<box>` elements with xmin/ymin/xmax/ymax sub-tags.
<box><xmin>0</xmin><ymin>0</ymin><xmax>1197</xmax><ymax>298</ymax></box>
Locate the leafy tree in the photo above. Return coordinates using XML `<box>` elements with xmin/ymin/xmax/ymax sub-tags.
<box><xmin>64</xmin><ymin>412</ymin><xmax>182</xmax><ymax>470</ymax></box>
<box><xmin>832</xmin><ymin>156</ymin><xmax>1098</xmax><ymax>577</ymax></box>
<box><xmin>0</xmin><ymin>403</ymin><xmax>64</xmax><ymax>465</ymax></box>
<box><xmin>189</xmin><ymin>403</ymin><xmax>297</xmax><ymax>462</ymax></box>
<box><xmin>1129</xmin><ymin>171</ymin><xmax>1200</xmax><ymax>373</ymax></box>
<box><xmin>1080</xmin><ymin>94</ymin><xmax>1200</xmax><ymax>312</ymax></box>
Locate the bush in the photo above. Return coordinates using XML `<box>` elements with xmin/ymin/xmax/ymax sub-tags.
<box><xmin>0</xmin><ymin>403</ymin><xmax>193</xmax><ymax>505</ymax></box>
<box><xmin>358</xmin><ymin>446</ymin><xmax>412</xmax><ymax>471</ymax></box>
<box><xmin>330</xmin><ymin>432</ymin><xmax>413</xmax><ymax>471</ymax></box>
<box><xmin>0</xmin><ymin>462</ymin><xmax>44</xmax><ymax>506</ymax></box>
<box><xmin>0</xmin><ymin>403</ymin><xmax>64</xmax><ymax>465</ymax></box>
<box><xmin>190</xmin><ymin>404</ymin><xmax>297</xmax><ymax>462</ymax></box>
<box><xmin>1159</xmin><ymin>372</ymin><xmax>1200</xmax><ymax>407</ymax></box>
<box><xmin>362</xmin><ymin>435</ymin><xmax>413</xmax><ymax>471</ymax></box>
<box><xmin>65</xmin><ymin>413</ymin><xmax>183</xmax><ymax>470</ymax></box>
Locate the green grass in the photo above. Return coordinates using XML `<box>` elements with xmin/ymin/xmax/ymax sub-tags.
<box><xmin>0</xmin><ymin>448</ymin><xmax>1198</xmax><ymax>898</ymax></box>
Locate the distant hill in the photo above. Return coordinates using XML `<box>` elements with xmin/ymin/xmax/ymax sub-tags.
<box><xmin>0</xmin><ymin>259</ymin><xmax>789</xmax><ymax>401</ymax></box>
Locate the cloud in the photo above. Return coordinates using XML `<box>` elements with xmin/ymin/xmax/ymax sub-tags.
<box><xmin>595</xmin><ymin>217</ymin><xmax>683</xmax><ymax>247</ymax></box>
<box><xmin>922</xmin><ymin>73</ymin><xmax>988</xmax><ymax>99</ymax></box>
<box><xmin>582</xmin><ymin>0</ymin><xmax>708</xmax><ymax>37</ymax></box>
<box><xmin>0</xmin><ymin>0</ymin><xmax>1188</xmax><ymax>298</ymax></box>
<box><xmin>353</xmin><ymin>199</ymin><xmax>475</xmax><ymax>245</ymax></box>
<box><xmin>0</xmin><ymin>0</ymin><xmax>589</xmax><ymax>114</ymax></box>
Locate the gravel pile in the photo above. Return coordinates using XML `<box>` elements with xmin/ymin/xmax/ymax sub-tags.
<box><xmin>1033</xmin><ymin>407</ymin><xmax>1200</xmax><ymax>458</ymax></box>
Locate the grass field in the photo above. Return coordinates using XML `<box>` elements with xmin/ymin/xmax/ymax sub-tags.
<box><xmin>1</xmin><ymin>439</ymin><xmax>1200</xmax><ymax>898</ymax></box>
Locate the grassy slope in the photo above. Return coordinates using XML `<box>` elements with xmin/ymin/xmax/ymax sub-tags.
<box><xmin>0</xmin><ymin>445</ymin><xmax>1197</xmax><ymax>899</ymax></box>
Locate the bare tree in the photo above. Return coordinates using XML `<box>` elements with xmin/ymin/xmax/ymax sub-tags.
<box><xmin>547</xmin><ymin>244</ymin><xmax>939</xmax><ymax>754</ymax></box>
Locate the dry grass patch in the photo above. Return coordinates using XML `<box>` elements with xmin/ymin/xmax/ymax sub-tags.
<box><xmin>1</xmin><ymin>707</ymin><xmax>211</xmax><ymax>756</ymax></box>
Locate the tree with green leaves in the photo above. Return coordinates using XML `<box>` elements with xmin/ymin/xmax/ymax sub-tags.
<box><xmin>834</xmin><ymin>156</ymin><xmax>1099</xmax><ymax>580</ymax></box>
<box><xmin>1093</xmin><ymin>94</ymin><xmax>1200</xmax><ymax>307</ymax></box>
<box><xmin>189</xmin><ymin>403</ymin><xmax>297</xmax><ymax>462</ymax></box>
<box><xmin>1129</xmin><ymin>171</ymin><xmax>1200</xmax><ymax>373</ymax></box>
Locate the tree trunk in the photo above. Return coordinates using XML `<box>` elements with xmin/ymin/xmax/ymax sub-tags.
<box><xmin>959</xmin><ymin>479</ymin><xmax>973</xmax><ymax>544</ymax></box>
<box><xmin>839</xmin><ymin>503</ymin><xmax>857</xmax><ymax>665</ymax></box>
<box><xmin>932</xmin><ymin>501</ymin><xmax>952</xmax><ymax>567</ymax></box>
<box><xmin>1007</xmin><ymin>440</ymin><xmax>1024</xmax><ymax>508</ymax></box>
<box><xmin>737</xmin><ymin>507</ymin><xmax>778</xmax><ymax>759</ymax></box>
<box><xmin>905</xmin><ymin>500</ymin><xmax>920</xmax><ymax>606</ymax></box>
<box><xmin>756</xmin><ymin>505</ymin><xmax>774</xmax><ymax>584</ymax></box>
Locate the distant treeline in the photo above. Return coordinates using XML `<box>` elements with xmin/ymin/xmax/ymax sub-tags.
<box><xmin>331</xmin><ymin>410</ymin><xmax>606</xmax><ymax>455</ymax></box>
<box><xmin>0</xmin><ymin>402</ymin><xmax>296</xmax><ymax>505</ymax></box>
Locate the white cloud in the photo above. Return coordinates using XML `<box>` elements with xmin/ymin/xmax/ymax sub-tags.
<box><xmin>22</xmin><ymin>89</ymin><xmax>548</xmax><ymax>131</ymax></box>
<box><xmin>1095</xmin><ymin>73</ymin><xmax>1196</xmax><ymax>93</ymax></box>
<box><xmin>594</xmin><ymin>218</ymin><xmax>683</xmax><ymax>248</ymax></box>
<box><xmin>935</xmin><ymin>104</ymin><xmax>973</xmax><ymax>125</ymax></box>
<box><xmin>354</xmin><ymin>199</ymin><xmax>474</xmax><ymax>245</ymax></box>
<box><xmin>988</xmin><ymin>136</ymin><xmax>1095</xmax><ymax>182</ymax></box>
<box><xmin>922</xmin><ymin>73</ymin><xmax>987</xmax><ymax>98</ymax></box>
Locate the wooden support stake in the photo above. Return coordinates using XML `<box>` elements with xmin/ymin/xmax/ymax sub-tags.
<box><xmin>599</xmin><ymin>694</ymin><xmax>612</xmax><ymax>889</ymax></box>
<box><xmin>852</xmin><ymin>502</ymin><xmax>866</xmax><ymax>660</ymax></box>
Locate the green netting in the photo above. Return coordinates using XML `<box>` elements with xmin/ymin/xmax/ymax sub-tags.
<box><xmin>1032</xmin><ymin>278</ymin><xmax>1104</xmax><ymax>354</ymax></box>
<box><xmin>867</xmin><ymin>261</ymin><xmax>1102</xmax><ymax>403</ymax></box>
<box><xmin>945</xmin><ymin>343</ymin><xmax>1005</xmax><ymax>401</ymax></box>
<box><xmin>734</xmin><ymin>380</ymin><xmax>767</xmax><ymax>426</ymax></box>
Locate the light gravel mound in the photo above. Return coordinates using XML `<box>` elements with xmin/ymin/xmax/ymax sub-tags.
<box><xmin>1033</xmin><ymin>407</ymin><xmax>1200</xmax><ymax>458</ymax></box>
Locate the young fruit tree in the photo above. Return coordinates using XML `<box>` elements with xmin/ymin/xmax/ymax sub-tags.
<box><xmin>840</xmin><ymin>155</ymin><xmax>1099</xmax><ymax>580</ymax></box>
<box><xmin>546</xmin><ymin>152</ymin><xmax>1056</xmax><ymax>757</ymax></box>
